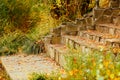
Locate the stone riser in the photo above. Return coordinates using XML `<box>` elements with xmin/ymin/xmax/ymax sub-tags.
<box><xmin>93</xmin><ymin>8</ymin><xmax>120</xmax><ymax>25</ymax></box>
<box><xmin>79</xmin><ymin>31</ymin><xmax>105</xmax><ymax>43</ymax></box>
<box><xmin>46</xmin><ymin>43</ymin><xmax>102</xmax><ymax>68</ymax></box>
<box><xmin>46</xmin><ymin>44</ymin><xmax>67</xmax><ymax>68</ymax></box>
<box><xmin>78</xmin><ymin>31</ymin><xmax>120</xmax><ymax>48</ymax></box>
<box><xmin>96</xmin><ymin>24</ymin><xmax>120</xmax><ymax>35</ymax></box>
<box><xmin>62</xmin><ymin>36</ymin><xmax>107</xmax><ymax>52</ymax></box>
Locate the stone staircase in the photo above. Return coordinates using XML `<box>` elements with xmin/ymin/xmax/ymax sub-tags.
<box><xmin>43</xmin><ymin>0</ymin><xmax>120</xmax><ymax>68</ymax></box>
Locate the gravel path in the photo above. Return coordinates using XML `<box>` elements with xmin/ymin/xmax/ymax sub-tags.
<box><xmin>1</xmin><ymin>54</ymin><xmax>62</xmax><ymax>80</ymax></box>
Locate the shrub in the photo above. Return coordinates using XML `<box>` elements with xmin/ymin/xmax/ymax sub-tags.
<box><xmin>0</xmin><ymin>0</ymin><xmax>40</xmax><ymax>33</ymax></box>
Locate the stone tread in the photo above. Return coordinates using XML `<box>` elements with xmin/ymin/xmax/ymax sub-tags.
<box><xmin>97</xmin><ymin>23</ymin><xmax>120</xmax><ymax>29</ymax></box>
<box><xmin>1</xmin><ymin>54</ymin><xmax>61</xmax><ymax>80</ymax></box>
<box><xmin>49</xmin><ymin>44</ymin><xmax>68</xmax><ymax>54</ymax></box>
<box><xmin>63</xmin><ymin>35</ymin><xmax>107</xmax><ymax>50</ymax></box>
<box><xmin>81</xmin><ymin>30</ymin><xmax>120</xmax><ymax>38</ymax></box>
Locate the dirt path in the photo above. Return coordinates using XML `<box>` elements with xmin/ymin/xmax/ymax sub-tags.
<box><xmin>1</xmin><ymin>54</ymin><xmax>62</xmax><ymax>80</ymax></box>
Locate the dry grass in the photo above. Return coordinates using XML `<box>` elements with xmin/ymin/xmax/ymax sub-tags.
<box><xmin>0</xmin><ymin>60</ymin><xmax>10</xmax><ymax>80</ymax></box>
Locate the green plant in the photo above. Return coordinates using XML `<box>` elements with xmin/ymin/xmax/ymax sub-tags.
<box><xmin>28</xmin><ymin>73</ymin><xmax>47</xmax><ymax>80</ymax></box>
<box><xmin>28</xmin><ymin>49</ymin><xmax>120</xmax><ymax>80</ymax></box>
<box><xmin>0</xmin><ymin>0</ymin><xmax>40</xmax><ymax>33</ymax></box>
<box><xmin>64</xmin><ymin>49</ymin><xmax>120</xmax><ymax>80</ymax></box>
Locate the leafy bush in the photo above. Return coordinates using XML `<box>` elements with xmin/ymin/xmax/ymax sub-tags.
<box><xmin>0</xmin><ymin>0</ymin><xmax>40</xmax><ymax>33</ymax></box>
<box><xmin>0</xmin><ymin>31</ymin><xmax>32</xmax><ymax>55</ymax></box>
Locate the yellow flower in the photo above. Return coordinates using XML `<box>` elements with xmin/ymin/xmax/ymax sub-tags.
<box><xmin>113</xmin><ymin>78</ymin><xmax>120</xmax><ymax>80</ymax></box>
<box><xmin>58</xmin><ymin>77</ymin><xmax>62</xmax><ymax>80</ymax></box>
<box><xmin>110</xmin><ymin>74</ymin><xmax>115</xmax><ymax>79</ymax></box>
<box><xmin>69</xmin><ymin>70</ymin><xmax>74</xmax><ymax>76</ymax></box>
<box><xmin>103</xmin><ymin>60</ymin><xmax>109</xmax><ymax>68</ymax></box>
<box><xmin>106</xmin><ymin>70</ymin><xmax>111</xmax><ymax>76</ymax></box>
<box><xmin>73</xmin><ymin>69</ymin><xmax>79</xmax><ymax>74</ymax></box>
<box><xmin>109</xmin><ymin>64</ymin><xmax>114</xmax><ymax>69</ymax></box>
<box><xmin>93</xmin><ymin>62</ymin><xmax>96</xmax><ymax>67</ymax></box>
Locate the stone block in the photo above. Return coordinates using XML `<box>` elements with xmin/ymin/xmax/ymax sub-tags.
<box><xmin>96</xmin><ymin>25</ymin><xmax>104</xmax><ymax>33</ymax></box>
<box><xmin>89</xmin><ymin>35</ymin><xmax>94</xmax><ymax>40</ymax></box>
<box><xmin>113</xmin><ymin>43</ymin><xmax>120</xmax><ymax>48</ymax></box>
<box><xmin>112</xmin><ymin>9</ymin><xmax>120</xmax><ymax>17</ymax></box>
<box><xmin>81</xmin><ymin>19</ymin><xmax>87</xmax><ymax>27</ymax></box>
<box><xmin>109</xmin><ymin>28</ymin><xmax>115</xmax><ymax>35</ymax></box>
<box><xmin>115</xmin><ymin>29</ymin><xmax>120</xmax><ymax>35</ymax></box>
<box><xmin>51</xmin><ymin>36</ymin><xmax>61</xmax><ymax>44</ymax></box>
<box><xmin>61</xmin><ymin>36</ymin><xmax>66</xmax><ymax>44</ymax></box>
<box><xmin>103</xmin><ymin>26</ymin><xmax>109</xmax><ymax>33</ymax></box>
<box><xmin>100</xmin><ymin>38</ymin><xmax>105</xmax><ymax>44</ymax></box>
<box><xmin>61</xmin><ymin>26</ymin><xmax>66</xmax><ymax>35</ymax></box>
<box><xmin>93</xmin><ymin>8</ymin><xmax>104</xmax><ymax>19</ymax></box>
<box><xmin>59</xmin><ymin>53</ymin><xmax>66</xmax><ymax>68</ymax></box>
<box><xmin>76</xmin><ymin>18</ymin><xmax>84</xmax><ymax>25</ymax></box>
<box><xmin>52</xmin><ymin>26</ymin><xmax>61</xmax><ymax>35</ymax></box>
<box><xmin>114</xmin><ymin>16</ymin><xmax>120</xmax><ymax>26</ymax></box>
<box><xmin>68</xmin><ymin>39</ymin><xmax>75</xmax><ymax>48</ymax></box>
<box><xmin>86</xmin><ymin>17</ymin><xmax>92</xmax><ymax>26</ymax></box>
<box><xmin>55</xmin><ymin>51</ymin><xmax>59</xmax><ymax>63</ymax></box>
<box><xmin>110</xmin><ymin>0</ymin><xmax>119</xmax><ymax>8</ymax></box>
<box><xmin>106</xmin><ymin>39</ymin><xmax>120</xmax><ymax>47</ymax></box>
<box><xmin>103</xmin><ymin>9</ymin><xmax>112</xmax><ymax>15</ymax></box>
<box><xmin>74</xmin><ymin>43</ymin><xmax>81</xmax><ymax>50</ymax></box>
<box><xmin>78</xmin><ymin>31</ymin><xmax>83</xmax><ymax>36</ymax></box>
<box><xmin>102</xmin><ymin>15</ymin><xmax>112</xmax><ymax>23</ymax></box>
<box><xmin>66</xmin><ymin>24</ymin><xmax>78</xmax><ymax>32</ymax></box>
<box><xmin>43</xmin><ymin>35</ymin><xmax>52</xmax><ymax>44</ymax></box>
<box><xmin>48</xmin><ymin>47</ymin><xmax>55</xmax><ymax>59</ymax></box>
<box><xmin>95</xmin><ymin>36</ymin><xmax>100</xmax><ymax>42</ymax></box>
<box><xmin>81</xmin><ymin>45</ymin><xmax>86</xmax><ymax>53</ymax></box>
<box><xmin>95</xmin><ymin>15</ymin><xmax>112</xmax><ymax>24</ymax></box>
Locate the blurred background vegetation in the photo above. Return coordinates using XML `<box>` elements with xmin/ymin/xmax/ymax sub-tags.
<box><xmin>0</xmin><ymin>0</ymin><xmax>109</xmax><ymax>55</ymax></box>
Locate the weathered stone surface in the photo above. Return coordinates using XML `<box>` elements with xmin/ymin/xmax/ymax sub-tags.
<box><xmin>86</xmin><ymin>17</ymin><xmax>92</xmax><ymax>26</ymax></box>
<box><xmin>106</xmin><ymin>39</ymin><xmax>120</xmax><ymax>47</ymax></box>
<box><xmin>95</xmin><ymin>15</ymin><xmax>112</xmax><ymax>24</ymax></box>
<box><xmin>60</xmin><ymin>22</ymin><xmax>79</xmax><ymax>36</ymax></box>
<box><xmin>109</xmin><ymin>28</ymin><xmax>115</xmax><ymax>35</ymax></box>
<box><xmin>115</xmin><ymin>29</ymin><xmax>120</xmax><ymax>35</ymax></box>
<box><xmin>43</xmin><ymin>35</ymin><xmax>52</xmax><ymax>44</ymax></box>
<box><xmin>93</xmin><ymin>8</ymin><xmax>104</xmax><ymax>19</ymax></box>
<box><xmin>109</xmin><ymin>0</ymin><xmax>119</xmax><ymax>8</ymax></box>
<box><xmin>47</xmin><ymin>44</ymin><xmax>68</xmax><ymax>68</ymax></box>
<box><xmin>1</xmin><ymin>55</ymin><xmax>61</xmax><ymax>80</ymax></box>
<box><xmin>51</xmin><ymin>26</ymin><xmax>61</xmax><ymax>35</ymax></box>
<box><xmin>51</xmin><ymin>36</ymin><xmax>61</xmax><ymax>44</ymax></box>
<box><xmin>59</xmin><ymin>53</ymin><xmax>66</xmax><ymax>68</ymax></box>
<box><xmin>114</xmin><ymin>15</ymin><xmax>120</xmax><ymax>26</ymax></box>
<box><xmin>65</xmin><ymin>22</ymin><xmax>78</xmax><ymax>31</ymax></box>
<box><xmin>47</xmin><ymin>45</ymin><xmax>55</xmax><ymax>59</ymax></box>
<box><xmin>61</xmin><ymin>25</ymin><xmax>66</xmax><ymax>35</ymax></box>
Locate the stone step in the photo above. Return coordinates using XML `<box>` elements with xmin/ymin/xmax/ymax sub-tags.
<box><xmin>46</xmin><ymin>44</ymin><xmax>68</xmax><ymax>67</ymax></box>
<box><xmin>96</xmin><ymin>23</ymin><xmax>120</xmax><ymax>35</ymax></box>
<box><xmin>93</xmin><ymin>8</ymin><xmax>120</xmax><ymax>24</ymax></box>
<box><xmin>46</xmin><ymin>37</ymin><xmax>106</xmax><ymax>68</ymax></box>
<box><xmin>78</xmin><ymin>30</ymin><xmax>120</xmax><ymax>47</ymax></box>
<box><xmin>62</xmin><ymin>35</ymin><xmax>108</xmax><ymax>52</ymax></box>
